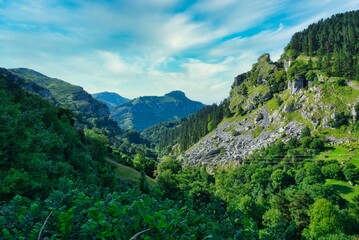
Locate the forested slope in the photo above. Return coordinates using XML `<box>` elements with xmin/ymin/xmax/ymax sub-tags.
<box><xmin>285</xmin><ymin>10</ymin><xmax>359</xmax><ymax>79</ymax></box>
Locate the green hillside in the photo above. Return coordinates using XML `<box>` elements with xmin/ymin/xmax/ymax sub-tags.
<box><xmin>107</xmin><ymin>158</ymin><xmax>157</xmax><ymax>187</ymax></box>
<box><xmin>9</xmin><ymin>68</ymin><xmax>110</xmax><ymax>119</ymax></box>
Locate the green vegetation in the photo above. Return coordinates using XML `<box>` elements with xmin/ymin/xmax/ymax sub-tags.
<box><xmin>2</xmin><ymin>9</ymin><xmax>359</xmax><ymax>240</ymax></box>
<box><xmin>9</xmin><ymin>68</ymin><xmax>110</xmax><ymax>120</ymax></box>
<box><xmin>252</xmin><ymin>126</ymin><xmax>264</xmax><ymax>138</ymax></box>
<box><xmin>326</xmin><ymin>179</ymin><xmax>359</xmax><ymax>203</ymax></box>
<box><xmin>285</xmin><ymin>10</ymin><xmax>359</xmax><ymax>79</ymax></box>
<box><xmin>107</xmin><ymin>158</ymin><xmax>156</xmax><ymax>187</ymax></box>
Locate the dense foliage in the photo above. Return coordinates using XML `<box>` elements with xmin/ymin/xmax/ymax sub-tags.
<box><xmin>0</xmin><ymin>72</ymin><xmax>123</xmax><ymax>202</ymax></box>
<box><xmin>155</xmin><ymin>133</ymin><xmax>359</xmax><ymax>239</ymax></box>
<box><xmin>285</xmin><ymin>10</ymin><xmax>359</xmax><ymax>79</ymax></box>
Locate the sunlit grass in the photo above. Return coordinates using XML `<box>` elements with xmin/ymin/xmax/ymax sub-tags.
<box><xmin>107</xmin><ymin>159</ymin><xmax>157</xmax><ymax>187</ymax></box>
<box><xmin>326</xmin><ymin>179</ymin><xmax>359</xmax><ymax>203</ymax></box>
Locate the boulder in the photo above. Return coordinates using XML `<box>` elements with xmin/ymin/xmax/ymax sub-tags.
<box><xmin>288</xmin><ymin>77</ymin><xmax>305</xmax><ymax>94</ymax></box>
<box><xmin>352</xmin><ymin>103</ymin><xmax>359</xmax><ymax>121</ymax></box>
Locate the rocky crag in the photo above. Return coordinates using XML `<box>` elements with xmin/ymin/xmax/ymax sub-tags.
<box><xmin>184</xmin><ymin>53</ymin><xmax>359</xmax><ymax>166</ymax></box>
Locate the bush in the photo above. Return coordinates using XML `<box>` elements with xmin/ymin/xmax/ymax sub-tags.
<box><xmin>329</xmin><ymin>112</ymin><xmax>350</xmax><ymax>128</ymax></box>
<box><xmin>334</xmin><ymin>78</ymin><xmax>347</xmax><ymax>87</ymax></box>
<box><xmin>321</xmin><ymin>163</ymin><xmax>343</xmax><ymax>180</ymax></box>
<box><xmin>231</xmin><ymin>129</ymin><xmax>239</xmax><ymax>136</ymax></box>
<box><xmin>342</xmin><ymin>163</ymin><xmax>359</xmax><ymax>183</ymax></box>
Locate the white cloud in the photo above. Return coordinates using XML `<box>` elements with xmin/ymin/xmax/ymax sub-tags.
<box><xmin>98</xmin><ymin>51</ymin><xmax>140</xmax><ymax>75</ymax></box>
<box><xmin>0</xmin><ymin>0</ymin><xmax>358</xmax><ymax>104</ymax></box>
<box><xmin>183</xmin><ymin>58</ymin><xmax>229</xmax><ymax>77</ymax></box>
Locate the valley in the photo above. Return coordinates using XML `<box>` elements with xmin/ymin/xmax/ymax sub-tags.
<box><xmin>0</xmin><ymin>9</ymin><xmax>359</xmax><ymax>240</ymax></box>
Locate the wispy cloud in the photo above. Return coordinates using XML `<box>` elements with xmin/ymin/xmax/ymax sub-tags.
<box><xmin>0</xmin><ymin>0</ymin><xmax>358</xmax><ymax>103</ymax></box>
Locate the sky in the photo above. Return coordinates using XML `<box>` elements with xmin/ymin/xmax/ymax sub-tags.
<box><xmin>0</xmin><ymin>0</ymin><xmax>358</xmax><ymax>104</ymax></box>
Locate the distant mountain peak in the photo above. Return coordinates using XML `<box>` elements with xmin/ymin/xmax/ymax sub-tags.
<box><xmin>92</xmin><ymin>91</ymin><xmax>130</xmax><ymax>111</ymax></box>
<box><xmin>165</xmin><ymin>90</ymin><xmax>187</xmax><ymax>99</ymax></box>
<box><xmin>111</xmin><ymin>90</ymin><xmax>205</xmax><ymax>130</ymax></box>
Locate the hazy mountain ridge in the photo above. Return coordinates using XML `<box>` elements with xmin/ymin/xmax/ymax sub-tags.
<box><xmin>111</xmin><ymin>90</ymin><xmax>205</xmax><ymax>131</ymax></box>
<box><xmin>92</xmin><ymin>91</ymin><xmax>130</xmax><ymax>111</ymax></box>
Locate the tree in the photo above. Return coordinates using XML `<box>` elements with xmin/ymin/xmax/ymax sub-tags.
<box><xmin>133</xmin><ymin>153</ymin><xmax>145</xmax><ymax>171</ymax></box>
<box><xmin>207</xmin><ymin>120</ymin><xmax>215</xmax><ymax>132</ymax></box>
<box><xmin>301</xmin><ymin>126</ymin><xmax>311</xmax><ymax>138</ymax></box>
<box><xmin>342</xmin><ymin>163</ymin><xmax>359</xmax><ymax>183</ymax></box>
<box><xmin>321</xmin><ymin>163</ymin><xmax>343</xmax><ymax>179</ymax></box>
<box><xmin>304</xmin><ymin>199</ymin><xmax>344</xmax><ymax>239</ymax></box>
<box><xmin>156</xmin><ymin>156</ymin><xmax>181</xmax><ymax>176</ymax></box>
<box><xmin>139</xmin><ymin>171</ymin><xmax>149</xmax><ymax>194</ymax></box>
<box><xmin>271</xmin><ymin>169</ymin><xmax>291</xmax><ymax>191</ymax></box>
<box><xmin>260</xmin><ymin>208</ymin><xmax>293</xmax><ymax>239</ymax></box>
<box><xmin>84</xmin><ymin>128</ymin><xmax>109</xmax><ymax>161</ymax></box>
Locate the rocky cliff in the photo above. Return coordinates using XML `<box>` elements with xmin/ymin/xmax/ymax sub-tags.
<box><xmin>184</xmin><ymin>53</ymin><xmax>359</xmax><ymax>166</ymax></box>
<box><xmin>0</xmin><ymin>68</ymin><xmax>56</xmax><ymax>102</ymax></box>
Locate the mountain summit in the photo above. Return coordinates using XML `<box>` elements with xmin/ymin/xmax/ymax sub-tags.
<box><xmin>164</xmin><ymin>90</ymin><xmax>187</xmax><ymax>99</ymax></box>
<box><xmin>92</xmin><ymin>91</ymin><xmax>130</xmax><ymax>111</ymax></box>
<box><xmin>110</xmin><ymin>90</ymin><xmax>205</xmax><ymax>131</ymax></box>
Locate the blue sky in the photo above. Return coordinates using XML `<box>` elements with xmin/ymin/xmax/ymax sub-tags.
<box><xmin>0</xmin><ymin>0</ymin><xmax>358</xmax><ymax>104</ymax></box>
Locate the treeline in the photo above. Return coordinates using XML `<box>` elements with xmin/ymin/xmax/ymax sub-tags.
<box><xmin>143</xmin><ymin>101</ymin><xmax>229</xmax><ymax>154</ymax></box>
<box><xmin>286</xmin><ymin>10</ymin><xmax>359</xmax><ymax>79</ymax></box>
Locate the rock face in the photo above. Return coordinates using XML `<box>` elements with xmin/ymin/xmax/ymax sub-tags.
<box><xmin>180</xmin><ymin>47</ymin><xmax>359</xmax><ymax>167</ymax></box>
<box><xmin>9</xmin><ymin>68</ymin><xmax>110</xmax><ymax>118</ymax></box>
<box><xmin>183</xmin><ymin>76</ymin><xmax>359</xmax><ymax>167</ymax></box>
<box><xmin>284</xmin><ymin>59</ymin><xmax>291</xmax><ymax>71</ymax></box>
<box><xmin>0</xmin><ymin>68</ymin><xmax>56</xmax><ymax>102</ymax></box>
<box><xmin>232</xmin><ymin>73</ymin><xmax>247</xmax><ymax>88</ymax></box>
<box><xmin>353</xmin><ymin>104</ymin><xmax>359</xmax><ymax>121</ymax></box>
<box><xmin>288</xmin><ymin>77</ymin><xmax>305</xmax><ymax>94</ymax></box>
<box><xmin>111</xmin><ymin>91</ymin><xmax>205</xmax><ymax>131</ymax></box>
<box><xmin>184</xmin><ymin>107</ymin><xmax>303</xmax><ymax>166</ymax></box>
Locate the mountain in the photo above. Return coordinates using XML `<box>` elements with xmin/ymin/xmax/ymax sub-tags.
<box><xmin>92</xmin><ymin>91</ymin><xmax>130</xmax><ymax>111</ymax></box>
<box><xmin>111</xmin><ymin>90</ymin><xmax>205</xmax><ymax>131</ymax></box>
<box><xmin>145</xmin><ymin>11</ymin><xmax>359</xmax><ymax>166</ymax></box>
<box><xmin>9</xmin><ymin>68</ymin><xmax>110</xmax><ymax>119</ymax></box>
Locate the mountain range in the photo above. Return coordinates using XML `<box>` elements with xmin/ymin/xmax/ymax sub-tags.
<box><xmin>8</xmin><ymin>68</ymin><xmax>204</xmax><ymax>132</ymax></box>
<box><xmin>110</xmin><ymin>90</ymin><xmax>205</xmax><ymax>131</ymax></box>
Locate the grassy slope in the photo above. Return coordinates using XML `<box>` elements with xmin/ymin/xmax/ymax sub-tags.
<box><xmin>326</xmin><ymin>179</ymin><xmax>359</xmax><ymax>203</ymax></box>
<box><xmin>317</xmin><ymin>146</ymin><xmax>359</xmax><ymax>202</ymax></box>
<box><xmin>107</xmin><ymin>159</ymin><xmax>157</xmax><ymax>187</ymax></box>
